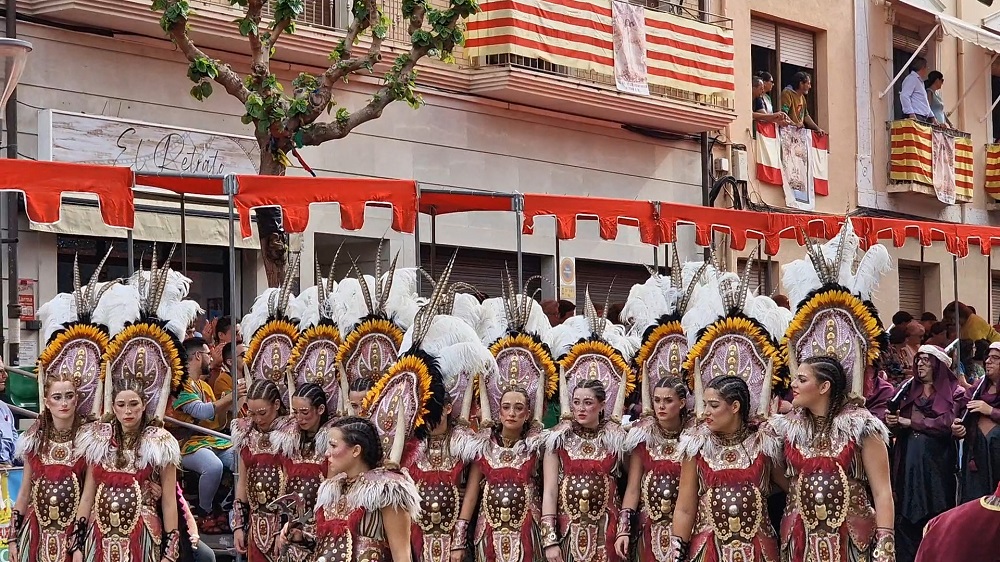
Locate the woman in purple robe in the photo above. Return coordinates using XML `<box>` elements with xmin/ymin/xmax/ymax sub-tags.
<box><xmin>886</xmin><ymin>344</ymin><xmax>967</xmax><ymax>562</ymax></box>
<box><xmin>954</xmin><ymin>341</ymin><xmax>1000</xmax><ymax>503</ymax></box>
<box><xmin>865</xmin><ymin>358</ymin><xmax>897</xmax><ymax>424</ymax></box>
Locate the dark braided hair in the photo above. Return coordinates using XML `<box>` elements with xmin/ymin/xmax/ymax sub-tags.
<box><xmin>706</xmin><ymin>375</ymin><xmax>752</xmax><ymax>427</ymax></box>
<box><xmin>330</xmin><ymin>416</ymin><xmax>383</xmax><ymax>469</ymax></box>
<box><xmin>654</xmin><ymin>375</ymin><xmax>690</xmax><ymax>423</ymax></box>
<box><xmin>292</xmin><ymin>383</ymin><xmax>330</xmax><ymax>455</ymax></box>
<box><xmin>575</xmin><ymin>379</ymin><xmax>607</xmax><ymax>421</ymax></box>
<box><xmin>247</xmin><ymin>379</ymin><xmax>288</xmax><ymax>416</ymax></box>
<box><xmin>801</xmin><ymin>355</ymin><xmax>849</xmax><ymax>415</ymax></box>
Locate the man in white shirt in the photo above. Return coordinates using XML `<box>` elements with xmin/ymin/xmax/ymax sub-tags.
<box><xmin>900</xmin><ymin>57</ymin><xmax>937</xmax><ymax>125</ymax></box>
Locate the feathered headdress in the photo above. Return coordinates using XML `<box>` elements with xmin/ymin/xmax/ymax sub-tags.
<box><xmin>544</xmin><ymin>287</ymin><xmax>636</xmax><ymax>422</ymax></box>
<box><xmin>288</xmin><ymin>249</ymin><xmax>345</xmax><ymax>415</ymax></box>
<box><xmin>480</xmin><ymin>267</ymin><xmax>557</xmax><ymax>425</ymax></box>
<box><xmin>36</xmin><ymin>247</ymin><xmax>120</xmax><ymax>418</ymax></box>
<box><xmin>781</xmin><ymin>220</ymin><xmax>891</xmax><ymax>400</ymax></box>
<box><xmin>102</xmin><ymin>245</ymin><xmax>189</xmax><ymax>421</ymax></box>
<box><xmin>335</xmin><ymin>242</ymin><xmax>409</xmax><ymax>401</ymax></box>
<box><xmin>626</xmin><ymin>246</ymin><xmax>709</xmax><ymax>418</ymax></box>
<box><xmin>682</xmin><ymin>248</ymin><xmax>791</xmax><ymax>419</ymax></box>
<box><xmin>363</xmin><ymin>252</ymin><xmax>496</xmax><ymax>466</ymax></box>
<box><xmin>243</xmin><ymin>252</ymin><xmax>302</xmax><ymax>407</ymax></box>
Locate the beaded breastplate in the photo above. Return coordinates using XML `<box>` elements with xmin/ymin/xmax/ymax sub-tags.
<box><xmin>30</xmin><ymin>434</ymin><xmax>84</xmax><ymax>532</ymax></box>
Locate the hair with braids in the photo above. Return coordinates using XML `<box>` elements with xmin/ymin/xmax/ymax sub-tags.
<box><xmin>801</xmin><ymin>355</ymin><xmax>849</xmax><ymax>416</ymax></box>
<box><xmin>349</xmin><ymin>376</ymin><xmax>374</xmax><ymax>394</ymax></box>
<box><xmin>292</xmin><ymin>383</ymin><xmax>330</xmax><ymax>454</ymax></box>
<box><xmin>575</xmin><ymin>378</ymin><xmax>607</xmax><ymax>421</ymax></box>
<box><xmin>706</xmin><ymin>375</ymin><xmax>752</xmax><ymax>427</ymax></box>
<box><xmin>330</xmin><ymin>416</ymin><xmax>383</xmax><ymax>470</ymax></box>
<box><xmin>247</xmin><ymin>379</ymin><xmax>287</xmax><ymax>416</ymax></box>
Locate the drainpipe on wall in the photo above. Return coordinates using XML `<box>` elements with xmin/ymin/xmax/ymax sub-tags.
<box><xmin>5</xmin><ymin>0</ymin><xmax>19</xmax><ymax>366</ymax></box>
<box><xmin>855</xmin><ymin>0</ymin><xmax>875</xmax><ymax>207</ymax></box>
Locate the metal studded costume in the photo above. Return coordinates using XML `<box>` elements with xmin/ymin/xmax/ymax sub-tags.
<box><xmin>14</xmin><ymin>250</ymin><xmax>125</xmax><ymax>562</ymax></box>
<box><xmin>776</xmin><ymin>221</ymin><xmax>895</xmax><ymax>562</ymax></box>
<box><xmin>462</xmin><ymin>271</ymin><xmax>557</xmax><ymax>562</ymax></box>
<box><xmin>542</xmin><ymin>290</ymin><xmax>636</xmax><ymax>562</ymax></box>
<box><xmin>80</xmin><ymin>247</ymin><xmax>191</xmax><ymax>562</ymax></box>
<box><xmin>680</xmin><ymin>252</ymin><xmax>791</xmax><ymax>562</ymax></box>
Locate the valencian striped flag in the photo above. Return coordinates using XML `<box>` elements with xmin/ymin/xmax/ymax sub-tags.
<box><xmin>889</xmin><ymin>119</ymin><xmax>973</xmax><ymax>203</ymax></box>
<box><xmin>986</xmin><ymin>144</ymin><xmax>1000</xmax><ymax>201</ymax></box>
<box><xmin>465</xmin><ymin>0</ymin><xmax>735</xmax><ymax>99</ymax></box>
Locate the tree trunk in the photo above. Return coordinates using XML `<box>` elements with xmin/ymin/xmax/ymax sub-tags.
<box><xmin>256</xmin><ymin>149</ymin><xmax>289</xmax><ymax>288</ymax></box>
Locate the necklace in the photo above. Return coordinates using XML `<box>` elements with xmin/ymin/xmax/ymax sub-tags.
<box><xmin>573</xmin><ymin>422</ymin><xmax>601</xmax><ymax>439</ymax></box>
<box><xmin>715</xmin><ymin>426</ymin><xmax>749</xmax><ymax>446</ymax></box>
<box><xmin>499</xmin><ymin>435</ymin><xmax>517</xmax><ymax>448</ymax></box>
<box><xmin>49</xmin><ymin>426</ymin><xmax>74</xmax><ymax>443</ymax></box>
<box><xmin>810</xmin><ymin>414</ymin><xmax>833</xmax><ymax>450</ymax></box>
<box><xmin>121</xmin><ymin>430</ymin><xmax>140</xmax><ymax>450</ymax></box>
<box><xmin>427</xmin><ymin>434</ymin><xmax>449</xmax><ymax>465</ymax></box>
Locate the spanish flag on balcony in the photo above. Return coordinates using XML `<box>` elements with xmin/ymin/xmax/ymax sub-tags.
<box><xmin>754</xmin><ymin>122</ymin><xmax>829</xmax><ymax>207</ymax></box>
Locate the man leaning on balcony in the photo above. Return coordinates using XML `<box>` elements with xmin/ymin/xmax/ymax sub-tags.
<box><xmin>780</xmin><ymin>71</ymin><xmax>825</xmax><ymax>135</ymax></box>
<box><xmin>900</xmin><ymin>57</ymin><xmax>939</xmax><ymax>126</ymax></box>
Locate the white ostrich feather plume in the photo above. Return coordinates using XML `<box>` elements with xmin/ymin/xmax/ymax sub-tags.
<box><xmin>333</xmin><ymin>276</ymin><xmax>376</xmax><ymax>334</ymax></box>
<box><xmin>478</xmin><ymin>297</ymin><xmax>507</xmax><ymax>345</ymax></box>
<box><xmin>382</xmin><ymin>267</ymin><xmax>423</xmax><ymax>330</ymax></box>
<box><xmin>450</xmin><ymin>293</ymin><xmax>483</xmax><ymax>333</ymax></box>
<box><xmin>295</xmin><ymin>285</ymin><xmax>321</xmax><ymax>331</ymax></box>
<box><xmin>620</xmin><ymin>279</ymin><xmax>671</xmax><ymax>338</ymax></box>
<box><xmin>128</xmin><ymin>269</ymin><xmax>203</xmax><ymax>340</ymax></box>
<box><xmin>38</xmin><ymin>293</ymin><xmax>77</xmax><ymax>343</ymax></box>
<box><xmin>241</xmin><ymin>288</ymin><xmax>279</xmax><ymax>341</ymax></box>
<box><xmin>91</xmin><ymin>284</ymin><xmax>142</xmax><ymax>338</ymax></box>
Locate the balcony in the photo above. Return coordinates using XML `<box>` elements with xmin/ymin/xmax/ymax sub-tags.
<box><xmin>886</xmin><ymin>119</ymin><xmax>973</xmax><ymax>204</ymax></box>
<box><xmin>463</xmin><ymin>0</ymin><xmax>735</xmax><ymax>133</ymax></box>
<box><xmin>751</xmin><ymin>122</ymin><xmax>829</xmax><ymax>210</ymax></box>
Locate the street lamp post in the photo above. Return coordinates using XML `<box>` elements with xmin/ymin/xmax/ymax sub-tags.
<box><xmin>0</xmin><ymin>31</ymin><xmax>33</xmax><ymax>366</ymax></box>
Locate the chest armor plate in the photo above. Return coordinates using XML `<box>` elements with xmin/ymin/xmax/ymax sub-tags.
<box><xmin>794</xmin><ymin>465</ymin><xmax>850</xmax><ymax>532</ymax></box>
<box><xmin>483</xmin><ymin>480</ymin><xmax>530</xmax><ymax>530</ymax></box>
<box><xmin>317</xmin><ymin>531</ymin><xmax>354</xmax><ymax>562</ymax></box>
<box><xmin>641</xmin><ymin>471</ymin><xmax>679</xmax><ymax>522</ymax></box>
<box><xmin>32</xmin><ymin>472</ymin><xmax>81</xmax><ymax>529</ymax></box>
<box><xmin>247</xmin><ymin>462</ymin><xmax>286</xmax><ymax>511</ymax></box>
<box><xmin>706</xmin><ymin>483</ymin><xmax>763</xmax><ymax>543</ymax></box>
<box><xmin>416</xmin><ymin>481</ymin><xmax>461</xmax><ymax>533</ymax></box>
<box><xmin>94</xmin><ymin>480</ymin><xmax>142</xmax><ymax>536</ymax></box>
<box><xmin>560</xmin><ymin>472</ymin><xmax>609</xmax><ymax>523</ymax></box>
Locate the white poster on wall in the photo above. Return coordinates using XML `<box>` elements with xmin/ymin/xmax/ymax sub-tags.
<box><xmin>612</xmin><ymin>0</ymin><xmax>650</xmax><ymax>96</ymax></box>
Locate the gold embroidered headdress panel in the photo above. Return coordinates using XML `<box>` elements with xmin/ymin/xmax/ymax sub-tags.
<box><xmin>101</xmin><ymin>245</ymin><xmax>189</xmax><ymax>420</ymax></box>
<box><xmin>36</xmin><ymin>247</ymin><xmax>120</xmax><ymax>418</ymax></box>
<box><xmin>781</xmin><ymin>220</ymin><xmax>891</xmax><ymax>400</ymax></box>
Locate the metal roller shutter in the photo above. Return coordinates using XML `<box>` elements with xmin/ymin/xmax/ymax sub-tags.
<box><xmin>419</xmin><ymin>245</ymin><xmax>542</xmax><ymax>301</ymax></box>
<box><xmin>751</xmin><ymin>19</ymin><xmax>777</xmax><ymax>49</ymax></box>
<box><xmin>893</xmin><ymin>27</ymin><xmax>929</xmax><ymax>55</ymax></box>
<box><xmin>897</xmin><ymin>265</ymin><xmax>925</xmax><ymax>317</ymax></box>
<box><xmin>778</xmin><ymin>26</ymin><xmax>814</xmax><ymax>68</ymax></box>
<box><xmin>574</xmin><ymin>260</ymin><xmax>650</xmax><ymax>311</ymax></box>
<box><xmin>991</xmin><ymin>272</ymin><xmax>1000</xmax><ymax>324</ymax></box>
<box><xmin>737</xmin><ymin>258</ymin><xmax>776</xmax><ymax>297</ymax></box>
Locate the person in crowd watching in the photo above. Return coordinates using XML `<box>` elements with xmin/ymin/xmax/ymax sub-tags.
<box><xmin>216</xmin><ymin>342</ymin><xmax>247</xmax><ymax>427</ymax></box>
<box><xmin>925</xmin><ymin>71</ymin><xmax>953</xmax><ymax>128</ymax></box>
<box><xmin>944</xmin><ymin>301</ymin><xmax>1000</xmax><ymax>343</ymax></box>
<box><xmin>209</xmin><ymin>316</ymin><xmax>241</xmax><ymax>370</ymax></box>
<box><xmin>541</xmin><ymin>299</ymin><xmax>576</xmax><ymax>327</ymax></box>
<box><xmin>900</xmin><ymin>57</ymin><xmax>937</xmax><ymax>125</ymax></box>
<box><xmin>780</xmin><ymin>71</ymin><xmax>825</xmax><ymax>134</ymax></box>
<box><xmin>752</xmin><ymin>76</ymin><xmax>791</xmax><ymax>124</ymax></box>
<box><xmin>0</xmin><ymin>355</ymin><xmax>19</xmax><ymax>466</ymax></box>
<box><xmin>893</xmin><ymin>310</ymin><xmax>914</xmax><ymax>330</ymax></box>
<box><xmin>920</xmin><ymin>312</ymin><xmax>938</xmax><ymax>333</ymax></box>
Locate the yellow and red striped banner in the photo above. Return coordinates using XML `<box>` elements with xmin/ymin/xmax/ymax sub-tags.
<box><xmin>986</xmin><ymin>144</ymin><xmax>1000</xmax><ymax>201</ymax></box>
<box><xmin>465</xmin><ymin>0</ymin><xmax>734</xmax><ymax>98</ymax></box>
<box><xmin>889</xmin><ymin>119</ymin><xmax>933</xmax><ymax>186</ymax></box>
<box><xmin>954</xmin><ymin>137</ymin><xmax>973</xmax><ymax>201</ymax></box>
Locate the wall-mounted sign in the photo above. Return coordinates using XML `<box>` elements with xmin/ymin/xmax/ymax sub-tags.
<box><xmin>17</xmin><ymin>279</ymin><xmax>35</xmax><ymax>321</ymax></box>
<box><xmin>37</xmin><ymin>110</ymin><xmax>260</xmax><ymax>176</ymax></box>
<box><xmin>559</xmin><ymin>256</ymin><xmax>576</xmax><ymax>304</ymax></box>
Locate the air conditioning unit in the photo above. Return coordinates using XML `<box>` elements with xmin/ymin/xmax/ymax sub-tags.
<box><xmin>731</xmin><ymin>147</ymin><xmax>750</xmax><ymax>182</ymax></box>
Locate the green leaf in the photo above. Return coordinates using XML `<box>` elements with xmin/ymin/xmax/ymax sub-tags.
<box><xmin>151</xmin><ymin>0</ymin><xmax>167</xmax><ymax>12</ymax></box>
<box><xmin>292</xmin><ymin>72</ymin><xmax>319</xmax><ymax>91</ymax></box>
<box><xmin>336</xmin><ymin>107</ymin><xmax>350</xmax><ymax>125</ymax></box>
<box><xmin>292</xmin><ymin>129</ymin><xmax>305</xmax><ymax>148</ymax></box>
<box><xmin>236</xmin><ymin>17</ymin><xmax>258</xmax><ymax>37</ymax></box>
<box><xmin>241</xmin><ymin>114</ymin><xmax>254</xmax><ymax>125</ymax></box>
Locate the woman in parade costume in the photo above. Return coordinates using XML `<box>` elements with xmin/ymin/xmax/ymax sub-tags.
<box><xmin>955</xmin><ymin>341</ymin><xmax>1000</xmax><ymax>502</ymax></box>
<box><xmin>231</xmin><ymin>379</ymin><xmax>295</xmax><ymax>562</ymax></box>
<box><xmin>774</xmin><ymin>357</ymin><xmax>895</xmax><ymax>562</ymax></box>
<box><xmin>670</xmin><ymin>375</ymin><xmax>786</xmax><ymax>562</ymax></box>
<box><xmin>775</xmin><ymin>221</ymin><xmax>896</xmax><ymax>561</ymax></box>
<box><xmin>886</xmin><ymin>345</ymin><xmax>967</xmax><ymax>562</ymax></box>
<box><xmin>280</xmin><ymin>416</ymin><xmax>419</xmax><ymax>562</ymax></box>
<box><xmin>540</xmin><ymin>289</ymin><xmax>635</xmax><ymax>562</ymax></box>
<box><xmin>615</xmin><ymin>376</ymin><xmax>691</xmax><ymax>562</ymax></box>
<box><xmin>71</xmin><ymin>246</ymin><xmax>195</xmax><ymax>562</ymax></box>
<box><xmin>452</xmin><ymin>271</ymin><xmax>557</xmax><ymax>562</ymax></box>
<box><xmin>275</xmin><ymin>383</ymin><xmax>331</xmax><ymax>562</ymax></box>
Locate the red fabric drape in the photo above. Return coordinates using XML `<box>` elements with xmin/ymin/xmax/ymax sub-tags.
<box><xmin>233</xmin><ymin>175</ymin><xmax>417</xmax><ymax>238</ymax></box>
<box><xmin>0</xmin><ymin>160</ymin><xmax>135</xmax><ymax>228</ymax></box>
<box><xmin>522</xmin><ymin>193</ymin><xmax>660</xmax><ymax>244</ymax></box>
<box><xmin>134</xmin><ymin>173</ymin><xmax>226</xmax><ymax>196</ymax></box>
<box><xmin>418</xmin><ymin>191</ymin><xmax>515</xmax><ymax>215</ymax></box>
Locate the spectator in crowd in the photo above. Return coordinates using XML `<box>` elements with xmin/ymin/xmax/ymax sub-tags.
<box><xmin>0</xmin><ymin>355</ymin><xmax>18</xmax><ymax>465</ymax></box>
<box><xmin>893</xmin><ymin>311</ymin><xmax>915</xmax><ymax>330</ymax></box>
<box><xmin>752</xmin><ymin>76</ymin><xmax>790</xmax><ymax>124</ymax></box>
<box><xmin>607</xmin><ymin>302</ymin><xmax>625</xmax><ymax>326</ymax></box>
<box><xmin>772</xmin><ymin>294</ymin><xmax>791</xmax><ymax>310</ymax></box>
<box><xmin>215</xmin><ymin>342</ymin><xmax>246</xmax><ymax>428</ymax></box>
<box><xmin>944</xmin><ymin>301</ymin><xmax>1000</xmax><ymax>343</ymax></box>
<box><xmin>900</xmin><ymin>57</ymin><xmax>937</xmax><ymax>124</ymax></box>
<box><xmin>923</xmin><ymin>321</ymin><xmax>949</xmax><ymax>347</ymax></box>
<box><xmin>168</xmin><ymin>338</ymin><xmax>242</xmax><ymax>533</ymax></box>
<box><xmin>963</xmin><ymin>339</ymin><xmax>989</xmax><ymax>385</ymax></box>
<box><xmin>210</xmin><ymin>315</ymin><xmax>241</xmax><ymax>371</ymax></box>
<box><xmin>757</xmin><ymin>71</ymin><xmax>776</xmax><ymax>112</ymax></box>
<box><xmin>542</xmin><ymin>299</ymin><xmax>576</xmax><ymax>326</ymax></box>
<box><xmin>891</xmin><ymin>319</ymin><xmax>924</xmax><ymax>373</ymax></box>
<box><xmin>925</xmin><ymin>71</ymin><xmax>953</xmax><ymax>128</ymax></box>
<box><xmin>920</xmin><ymin>311</ymin><xmax>938</xmax><ymax>333</ymax></box>
<box><xmin>780</xmin><ymin>71</ymin><xmax>826</xmax><ymax>134</ymax></box>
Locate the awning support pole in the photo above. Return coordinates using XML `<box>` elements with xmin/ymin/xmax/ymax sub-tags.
<box><xmin>180</xmin><ymin>194</ymin><xmax>187</xmax><ymax>277</ymax></box>
<box><xmin>989</xmin><ymin>252</ymin><xmax>994</xmax><ymax>324</ymax></box>
<box><xmin>414</xmin><ymin>182</ymin><xmax>422</xmax><ymax>294</ymax></box>
<box><xmin>980</xmin><ymin>92</ymin><xmax>1000</xmax><ymax>123</ymax></box>
<box><xmin>954</xmin><ymin>253</ymin><xmax>960</xmax><ymax>366</ymax></box>
<box><xmin>127</xmin><ymin>231</ymin><xmax>134</xmax><ymax>277</ymax></box>
<box><xmin>430</xmin><ymin>210</ymin><xmax>437</xmax><ymax>280</ymax></box>
<box><xmin>515</xmin><ymin>193</ymin><xmax>524</xmax><ymax>289</ymax></box>
<box><xmin>879</xmin><ymin>24</ymin><xmax>941</xmax><ymax>99</ymax></box>
<box><xmin>223</xmin><ymin>173</ymin><xmax>242</xmax><ymax>562</ymax></box>
<box><xmin>653</xmin><ymin>201</ymin><xmax>661</xmax><ymax>271</ymax></box>
<box><xmin>948</xmin><ymin>53</ymin><xmax>998</xmax><ymax>117</ymax></box>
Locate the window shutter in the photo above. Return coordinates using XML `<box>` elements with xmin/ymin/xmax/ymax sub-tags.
<box><xmin>893</xmin><ymin>27</ymin><xmax>929</xmax><ymax>54</ymax></box>
<box><xmin>897</xmin><ymin>265</ymin><xmax>925</xmax><ymax>317</ymax></box>
<box><xmin>991</xmin><ymin>272</ymin><xmax>1000</xmax><ymax>324</ymax></box>
<box><xmin>419</xmin><ymin>245</ymin><xmax>542</xmax><ymax>301</ymax></box>
<box><xmin>751</xmin><ymin>19</ymin><xmax>777</xmax><ymax>50</ymax></box>
<box><xmin>779</xmin><ymin>26</ymin><xmax>814</xmax><ymax>68</ymax></box>
<box><xmin>737</xmin><ymin>258</ymin><xmax>776</xmax><ymax>296</ymax></box>
<box><xmin>574</xmin><ymin>260</ymin><xmax>651</xmax><ymax>311</ymax></box>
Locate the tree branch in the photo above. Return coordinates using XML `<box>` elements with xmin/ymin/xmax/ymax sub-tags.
<box><xmin>163</xmin><ymin>1</ymin><xmax>251</xmax><ymax>104</ymax></box>
<box><xmin>266</xmin><ymin>18</ymin><xmax>293</xmax><ymax>52</ymax></box>
<box><xmin>247</xmin><ymin>0</ymin><xmax>269</xmax><ymax>77</ymax></box>
<box><xmin>300</xmin><ymin>43</ymin><xmax>432</xmax><ymax>146</ymax></box>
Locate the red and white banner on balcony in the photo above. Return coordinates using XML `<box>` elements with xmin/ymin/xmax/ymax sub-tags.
<box><xmin>755</xmin><ymin>123</ymin><xmax>828</xmax><ymax>211</ymax></box>
<box><xmin>465</xmin><ymin>0</ymin><xmax>734</xmax><ymax>98</ymax></box>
